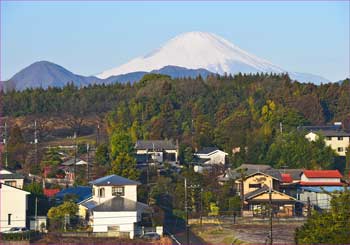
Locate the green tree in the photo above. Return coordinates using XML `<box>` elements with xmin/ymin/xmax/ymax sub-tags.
<box><xmin>109</xmin><ymin>152</ymin><xmax>139</xmax><ymax>180</ymax></box>
<box><xmin>47</xmin><ymin>201</ymin><xmax>79</xmax><ymax>219</ymax></box>
<box><xmin>95</xmin><ymin>143</ymin><xmax>110</xmax><ymax>166</ymax></box>
<box><xmin>109</xmin><ymin>129</ymin><xmax>134</xmax><ymax>160</ymax></box>
<box><xmin>295</xmin><ymin>190</ymin><xmax>350</xmax><ymax>244</ymax></box>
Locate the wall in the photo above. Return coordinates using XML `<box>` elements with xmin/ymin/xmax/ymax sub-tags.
<box><xmin>92</xmin><ymin>184</ymin><xmax>137</xmax><ymax>203</ymax></box>
<box><xmin>0</xmin><ymin>178</ymin><xmax>24</xmax><ymax>189</ymax></box>
<box><xmin>300</xmin><ymin>175</ymin><xmax>341</xmax><ymax>183</ymax></box>
<box><xmin>0</xmin><ymin>185</ymin><xmax>28</xmax><ymax>232</ymax></box>
<box><xmin>243</xmin><ymin>174</ymin><xmax>274</xmax><ymax>195</ymax></box>
<box><xmin>92</xmin><ymin>211</ymin><xmax>137</xmax><ymax>239</ymax></box>
<box><xmin>324</xmin><ymin>136</ymin><xmax>349</xmax><ymax>156</ymax></box>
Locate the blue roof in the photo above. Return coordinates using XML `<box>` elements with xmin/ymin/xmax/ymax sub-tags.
<box><xmin>301</xmin><ymin>186</ymin><xmax>345</xmax><ymax>193</ymax></box>
<box><xmin>55</xmin><ymin>186</ymin><xmax>92</xmax><ymax>203</ymax></box>
<box><xmin>89</xmin><ymin>174</ymin><xmax>140</xmax><ymax>186</ymax></box>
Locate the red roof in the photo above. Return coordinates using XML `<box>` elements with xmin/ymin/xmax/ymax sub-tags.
<box><xmin>303</xmin><ymin>170</ymin><xmax>342</xmax><ymax>178</ymax></box>
<box><xmin>281</xmin><ymin>173</ymin><xmax>293</xmax><ymax>183</ymax></box>
<box><xmin>44</xmin><ymin>188</ymin><xmax>60</xmax><ymax>197</ymax></box>
<box><xmin>300</xmin><ymin>181</ymin><xmax>344</xmax><ymax>186</ymax></box>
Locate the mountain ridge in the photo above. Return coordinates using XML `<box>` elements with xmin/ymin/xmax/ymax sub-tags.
<box><xmin>97</xmin><ymin>31</ymin><xmax>330</xmax><ymax>84</ymax></box>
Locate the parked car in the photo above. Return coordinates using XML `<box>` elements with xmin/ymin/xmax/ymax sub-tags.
<box><xmin>2</xmin><ymin>227</ymin><xmax>29</xmax><ymax>233</ymax></box>
<box><xmin>141</xmin><ymin>232</ymin><xmax>161</xmax><ymax>240</ymax></box>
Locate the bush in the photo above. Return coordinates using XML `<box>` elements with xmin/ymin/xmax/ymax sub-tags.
<box><xmin>1</xmin><ymin>231</ymin><xmax>40</xmax><ymax>240</ymax></box>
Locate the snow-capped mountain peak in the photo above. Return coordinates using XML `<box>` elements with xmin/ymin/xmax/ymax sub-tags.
<box><xmin>97</xmin><ymin>31</ymin><xmax>329</xmax><ymax>84</ymax></box>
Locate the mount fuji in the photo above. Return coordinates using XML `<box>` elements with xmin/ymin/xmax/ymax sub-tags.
<box><xmin>97</xmin><ymin>31</ymin><xmax>329</xmax><ymax>84</ymax></box>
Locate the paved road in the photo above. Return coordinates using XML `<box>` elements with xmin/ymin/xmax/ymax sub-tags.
<box><xmin>164</xmin><ymin>211</ymin><xmax>206</xmax><ymax>245</ymax></box>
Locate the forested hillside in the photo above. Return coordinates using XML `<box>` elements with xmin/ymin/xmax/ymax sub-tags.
<box><xmin>1</xmin><ymin>73</ymin><xmax>349</xmax><ymax>170</ymax></box>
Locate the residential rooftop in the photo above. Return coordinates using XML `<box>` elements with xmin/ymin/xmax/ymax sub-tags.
<box><xmin>89</xmin><ymin>174</ymin><xmax>140</xmax><ymax>186</ymax></box>
<box><xmin>135</xmin><ymin>140</ymin><xmax>177</xmax><ymax>150</ymax></box>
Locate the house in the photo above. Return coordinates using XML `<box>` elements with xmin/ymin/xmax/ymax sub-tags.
<box><xmin>300</xmin><ymin>170</ymin><xmax>343</xmax><ymax>186</ymax></box>
<box><xmin>301</xmin><ymin>123</ymin><xmax>350</xmax><ymax>156</ymax></box>
<box><xmin>194</xmin><ymin>147</ymin><xmax>228</xmax><ymax>165</ymax></box>
<box><xmin>135</xmin><ymin>140</ymin><xmax>179</xmax><ymax>164</ymax></box>
<box><xmin>221</xmin><ymin>164</ymin><xmax>299</xmax><ymax>217</ymax></box>
<box><xmin>0</xmin><ymin>169</ymin><xmax>24</xmax><ymax>189</ymax></box>
<box><xmin>238</xmin><ymin>171</ymin><xmax>299</xmax><ymax>217</ymax></box>
<box><xmin>78</xmin><ymin>175</ymin><xmax>152</xmax><ymax>239</ymax></box>
<box><xmin>0</xmin><ymin>181</ymin><xmax>30</xmax><ymax>231</ymax></box>
<box><xmin>55</xmin><ymin>186</ymin><xmax>92</xmax><ymax>203</ymax></box>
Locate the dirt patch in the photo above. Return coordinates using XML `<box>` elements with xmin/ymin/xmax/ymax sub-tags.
<box><xmin>192</xmin><ymin>223</ymin><xmax>303</xmax><ymax>244</ymax></box>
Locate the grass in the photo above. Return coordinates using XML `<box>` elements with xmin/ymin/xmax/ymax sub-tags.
<box><xmin>192</xmin><ymin>225</ymin><xmax>247</xmax><ymax>245</ymax></box>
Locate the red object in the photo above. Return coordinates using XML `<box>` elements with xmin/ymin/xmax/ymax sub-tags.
<box><xmin>299</xmin><ymin>181</ymin><xmax>344</xmax><ymax>186</ymax></box>
<box><xmin>303</xmin><ymin>170</ymin><xmax>342</xmax><ymax>178</ymax></box>
<box><xmin>281</xmin><ymin>173</ymin><xmax>293</xmax><ymax>183</ymax></box>
<box><xmin>44</xmin><ymin>188</ymin><xmax>60</xmax><ymax>197</ymax></box>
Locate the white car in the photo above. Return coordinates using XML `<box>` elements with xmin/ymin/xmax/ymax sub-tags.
<box><xmin>2</xmin><ymin>227</ymin><xmax>29</xmax><ymax>233</ymax></box>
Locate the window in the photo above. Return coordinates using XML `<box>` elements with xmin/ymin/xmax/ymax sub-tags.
<box><xmin>99</xmin><ymin>188</ymin><xmax>105</xmax><ymax>198</ymax></box>
<box><xmin>8</xmin><ymin>214</ymin><xmax>11</xmax><ymax>225</ymax></box>
<box><xmin>249</xmin><ymin>184</ymin><xmax>261</xmax><ymax>188</ymax></box>
<box><xmin>338</xmin><ymin>147</ymin><xmax>343</xmax><ymax>152</ymax></box>
<box><xmin>112</xmin><ymin>186</ymin><xmax>125</xmax><ymax>196</ymax></box>
<box><xmin>338</xmin><ymin>137</ymin><xmax>343</xmax><ymax>141</ymax></box>
<box><xmin>326</xmin><ymin>136</ymin><xmax>332</xmax><ymax>141</ymax></box>
<box><xmin>4</xmin><ymin>181</ymin><xmax>17</xmax><ymax>187</ymax></box>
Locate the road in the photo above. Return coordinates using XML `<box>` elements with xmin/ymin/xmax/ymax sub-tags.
<box><xmin>164</xmin><ymin>211</ymin><xmax>206</xmax><ymax>245</ymax></box>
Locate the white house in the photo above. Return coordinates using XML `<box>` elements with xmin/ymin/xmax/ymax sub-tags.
<box><xmin>0</xmin><ymin>169</ymin><xmax>24</xmax><ymax>189</ymax></box>
<box><xmin>300</xmin><ymin>170</ymin><xmax>343</xmax><ymax>186</ymax></box>
<box><xmin>0</xmin><ymin>182</ymin><xmax>30</xmax><ymax>232</ymax></box>
<box><xmin>302</xmin><ymin>123</ymin><xmax>350</xmax><ymax>157</ymax></box>
<box><xmin>194</xmin><ymin>147</ymin><xmax>228</xmax><ymax>165</ymax></box>
<box><xmin>135</xmin><ymin>140</ymin><xmax>179</xmax><ymax>164</ymax></box>
<box><xmin>78</xmin><ymin>175</ymin><xmax>151</xmax><ymax>239</ymax></box>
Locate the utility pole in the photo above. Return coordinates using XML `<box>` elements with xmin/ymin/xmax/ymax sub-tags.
<box><xmin>185</xmin><ymin>178</ymin><xmax>190</xmax><ymax>245</ymax></box>
<box><xmin>35</xmin><ymin>197</ymin><xmax>38</xmax><ymax>231</ymax></box>
<box><xmin>1</xmin><ymin>121</ymin><xmax>8</xmax><ymax>168</ymax></box>
<box><xmin>238</xmin><ymin>168</ymin><xmax>247</xmax><ymax>217</ymax></box>
<box><xmin>96</xmin><ymin>123</ymin><xmax>100</xmax><ymax>146</ymax></box>
<box><xmin>269</xmin><ymin>183</ymin><xmax>273</xmax><ymax>245</ymax></box>
<box><xmin>86</xmin><ymin>143</ymin><xmax>90</xmax><ymax>182</ymax></box>
<box><xmin>74</xmin><ymin>132</ymin><xmax>77</xmax><ymax>182</ymax></box>
<box><xmin>200</xmin><ymin>188</ymin><xmax>203</xmax><ymax>228</ymax></box>
<box><xmin>279</xmin><ymin>122</ymin><xmax>283</xmax><ymax>134</ymax></box>
<box><xmin>34</xmin><ymin>120</ymin><xmax>38</xmax><ymax>169</ymax></box>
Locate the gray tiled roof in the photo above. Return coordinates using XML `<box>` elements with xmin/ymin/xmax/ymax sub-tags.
<box><xmin>276</xmin><ymin>169</ymin><xmax>303</xmax><ymax>180</ymax></box>
<box><xmin>196</xmin><ymin>147</ymin><xmax>220</xmax><ymax>154</ymax></box>
<box><xmin>245</xmin><ymin>185</ymin><xmax>270</xmax><ymax>200</ymax></box>
<box><xmin>135</xmin><ymin>140</ymin><xmax>177</xmax><ymax>150</ymax></box>
<box><xmin>317</xmin><ymin>130</ymin><xmax>350</xmax><ymax>137</ymax></box>
<box><xmin>226</xmin><ymin>164</ymin><xmax>282</xmax><ymax>181</ymax></box>
<box><xmin>0</xmin><ymin>173</ymin><xmax>24</xmax><ymax>179</ymax></box>
<box><xmin>92</xmin><ymin>196</ymin><xmax>137</xmax><ymax>212</ymax></box>
<box><xmin>89</xmin><ymin>175</ymin><xmax>140</xmax><ymax>186</ymax></box>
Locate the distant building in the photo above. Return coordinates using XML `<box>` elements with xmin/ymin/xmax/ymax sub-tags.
<box><xmin>78</xmin><ymin>175</ymin><xmax>151</xmax><ymax>239</ymax></box>
<box><xmin>55</xmin><ymin>186</ymin><xmax>92</xmax><ymax>203</ymax></box>
<box><xmin>0</xmin><ymin>169</ymin><xmax>24</xmax><ymax>189</ymax></box>
<box><xmin>300</xmin><ymin>123</ymin><xmax>350</xmax><ymax>156</ymax></box>
<box><xmin>194</xmin><ymin>147</ymin><xmax>228</xmax><ymax>165</ymax></box>
<box><xmin>300</xmin><ymin>170</ymin><xmax>343</xmax><ymax>186</ymax></box>
<box><xmin>0</xmin><ymin>169</ymin><xmax>29</xmax><ymax>232</ymax></box>
<box><xmin>135</xmin><ymin>140</ymin><xmax>178</xmax><ymax>164</ymax></box>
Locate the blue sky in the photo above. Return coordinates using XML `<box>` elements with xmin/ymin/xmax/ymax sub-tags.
<box><xmin>1</xmin><ymin>1</ymin><xmax>349</xmax><ymax>81</ymax></box>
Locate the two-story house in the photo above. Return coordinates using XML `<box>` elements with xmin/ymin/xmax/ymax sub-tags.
<box><xmin>0</xmin><ymin>169</ymin><xmax>29</xmax><ymax>232</ymax></box>
<box><xmin>78</xmin><ymin>175</ymin><xmax>151</xmax><ymax>239</ymax></box>
<box><xmin>301</xmin><ymin>123</ymin><xmax>350</xmax><ymax>156</ymax></box>
<box><xmin>194</xmin><ymin>147</ymin><xmax>228</xmax><ymax>165</ymax></box>
<box><xmin>220</xmin><ymin>164</ymin><xmax>298</xmax><ymax>217</ymax></box>
<box><xmin>135</xmin><ymin>140</ymin><xmax>179</xmax><ymax>164</ymax></box>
